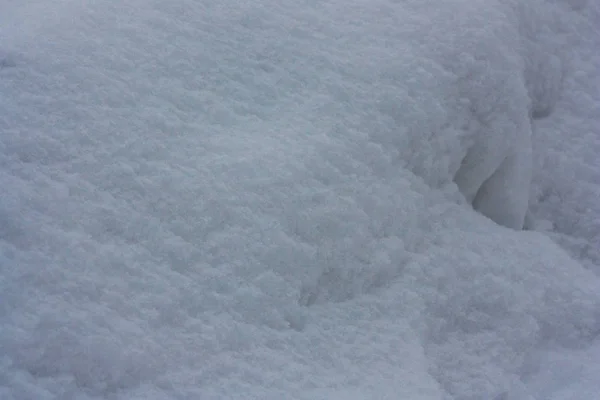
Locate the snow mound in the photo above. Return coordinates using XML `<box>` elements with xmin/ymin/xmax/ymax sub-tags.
<box><xmin>1</xmin><ymin>0</ymin><xmax>599</xmax><ymax>399</ymax></box>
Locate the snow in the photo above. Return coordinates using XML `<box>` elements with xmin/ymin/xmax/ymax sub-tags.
<box><xmin>1</xmin><ymin>0</ymin><xmax>599</xmax><ymax>399</ymax></box>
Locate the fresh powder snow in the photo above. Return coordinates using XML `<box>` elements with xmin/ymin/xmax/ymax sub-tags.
<box><xmin>1</xmin><ymin>0</ymin><xmax>599</xmax><ymax>399</ymax></box>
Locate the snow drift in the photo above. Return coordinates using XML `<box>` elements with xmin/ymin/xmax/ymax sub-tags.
<box><xmin>1</xmin><ymin>0</ymin><xmax>599</xmax><ymax>399</ymax></box>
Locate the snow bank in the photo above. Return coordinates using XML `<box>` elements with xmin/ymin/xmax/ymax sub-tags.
<box><xmin>1</xmin><ymin>0</ymin><xmax>599</xmax><ymax>399</ymax></box>
<box><xmin>529</xmin><ymin>0</ymin><xmax>600</xmax><ymax>272</ymax></box>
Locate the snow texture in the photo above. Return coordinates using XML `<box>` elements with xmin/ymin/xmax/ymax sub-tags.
<box><xmin>1</xmin><ymin>0</ymin><xmax>600</xmax><ymax>399</ymax></box>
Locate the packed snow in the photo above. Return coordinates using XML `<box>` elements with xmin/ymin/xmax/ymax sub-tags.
<box><xmin>1</xmin><ymin>0</ymin><xmax>599</xmax><ymax>399</ymax></box>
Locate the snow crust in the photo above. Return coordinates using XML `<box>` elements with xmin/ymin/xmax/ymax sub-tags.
<box><xmin>1</xmin><ymin>0</ymin><xmax>599</xmax><ymax>399</ymax></box>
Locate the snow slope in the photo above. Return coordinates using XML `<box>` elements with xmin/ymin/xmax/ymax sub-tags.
<box><xmin>1</xmin><ymin>0</ymin><xmax>599</xmax><ymax>399</ymax></box>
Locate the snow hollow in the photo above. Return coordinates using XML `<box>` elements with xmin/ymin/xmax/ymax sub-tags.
<box><xmin>1</xmin><ymin>0</ymin><xmax>600</xmax><ymax>399</ymax></box>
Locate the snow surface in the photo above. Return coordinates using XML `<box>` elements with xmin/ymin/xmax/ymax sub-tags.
<box><xmin>1</xmin><ymin>0</ymin><xmax>599</xmax><ymax>399</ymax></box>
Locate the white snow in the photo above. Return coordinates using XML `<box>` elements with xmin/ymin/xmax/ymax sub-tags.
<box><xmin>1</xmin><ymin>0</ymin><xmax>599</xmax><ymax>399</ymax></box>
